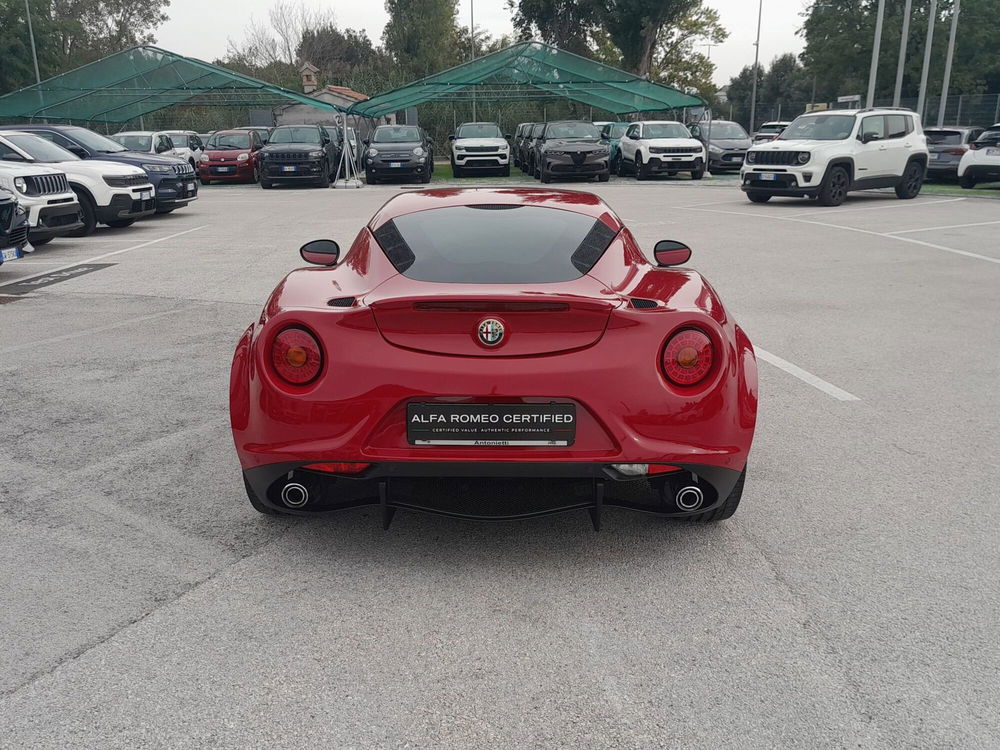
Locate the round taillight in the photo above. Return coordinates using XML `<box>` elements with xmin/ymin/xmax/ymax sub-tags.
<box><xmin>271</xmin><ymin>327</ymin><xmax>322</xmax><ymax>384</ymax></box>
<box><xmin>661</xmin><ymin>329</ymin><xmax>713</xmax><ymax>386</ymax></box>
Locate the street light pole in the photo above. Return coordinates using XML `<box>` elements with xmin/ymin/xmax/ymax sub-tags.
<box><xmin>916</xmin><ymin>0</ymin><xmax>937</xmax><ymax>121</ymax></box>
<box><xmin>866</xmin><ymin>0</ymin><xmax>886</xmax><ymax>108</ymax></box>
<box><xmin>936</xmin><ymin>0</ymin><xmax>960</xmax><ymax>126</ymax></box>
<box><xmin>24</xmin><ymin>0</ymin><xmax>41</xmax><ymax>85</ymax></box>
<box><xmin>748</xmin><ymin>0</ymin><xmax>763</xmax><ymax>134</ymax></box>
<box><xmin>470</xmin><ymin>0</ymin><xmax>476</xmax><ymax>121</ymax></box>
<box><xmin>893</xmin><ymin>0</ymin><xmax>913</xmax><ymax>106</ymax></box>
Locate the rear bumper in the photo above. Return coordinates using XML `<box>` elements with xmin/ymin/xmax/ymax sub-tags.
<box><xmin>243</xmin><ymin>460</ymin><xmax>744</xmax><ymax>521</ymax></box>
<box><xmin>962</xmin><ymin>164</ymin><xmax>1000</xmax><ymax>181</ymax></box>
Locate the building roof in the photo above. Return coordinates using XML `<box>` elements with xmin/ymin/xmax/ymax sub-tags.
<box><xmin>318</xmin><ymin>85</ymin><xmax>368</xmax><ymax>102</ymax></box>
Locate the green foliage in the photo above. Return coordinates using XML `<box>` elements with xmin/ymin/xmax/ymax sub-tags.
<box><xmin>509</xmin><ymin>0</ymin><xmax>599</xmax><ymax>56</ymax></box>
<box><xmin>382</xmin><ymin>0</ymin><xmax>461</xmax><ymax>80</ymax></box>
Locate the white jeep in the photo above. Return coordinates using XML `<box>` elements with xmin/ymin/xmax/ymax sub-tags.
<box><xmin>113</xmin><ymin>131</ymin><xmax>197</xmax><ymax>169</ymax></box>
<box><xmin>741</xmin><ymin>108</ymin><xmax>929</xmax><ymax>206</ymax></box>
<box><xmin>957</xmin><ymin>125</ymin><xmax>1000</xmax><ymax>188</ymax></box>
<box><xmin>450</xmin><ymin>122</ymin><xmax>510</xmax><ymax>177</ymax></box>
<box><xmin>616</xmin><ymin>121</ymin><xmax>707</xmax><ymax>180</ymax></box>
<box><xmin>0</xmin><ymin>131</ymin><xmax>155</xmax><ymax>235</ymax></box>
<box><xmin>0</xmin><ymin>162</ymin><xmax>81</xmax><ymax>245</ymax></box>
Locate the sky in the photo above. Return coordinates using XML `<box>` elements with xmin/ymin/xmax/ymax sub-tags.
<box><xmin>155</xmin><ymin>0</ymin><xmax>808</xmax><ymax>87</ymax></box>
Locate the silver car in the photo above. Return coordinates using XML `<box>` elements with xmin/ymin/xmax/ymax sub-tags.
<box><xmin>925</xmin><ymin>126</ymin><xmax>985</xmax><ymax>179</ymax></box>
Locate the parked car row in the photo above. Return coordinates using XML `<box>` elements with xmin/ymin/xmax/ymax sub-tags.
<box><xmin>0</xmin><ymin>123</ymin><xmax>199</xmax><ymax>269</ymax></box>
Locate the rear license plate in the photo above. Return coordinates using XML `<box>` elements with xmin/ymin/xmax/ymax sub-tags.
<box><xmin>987</xmin><ymin>148</ymin><xmax>1000</xmax><ymax>156</ymax></box>
<box><xmin>407</xmin><ymin>403</ymin><xmax>577</xmax><ymax>446</ymax></box>
<box><xmin>281</xmin><ymin>166</ymin><xmax>297</xmax><ymax>172</ymax></box>
<box><xmin>140</xmin><ymin>190</ymin><xmax>152</xmax><ymax>200</ymax></box>
<box><xmin>759</xmin><ymin>172</ymin><xmax>779</xmax><ymax>181</ymax></box>
<box><xmin>1</xmin><ymin>247</ymin><xmax>20</xmax><ymax>262</ymax></box>
<box><xmin>390</xmin><ymin>162</ymin><xmax>403</xmax><ymax>168</ymax></box>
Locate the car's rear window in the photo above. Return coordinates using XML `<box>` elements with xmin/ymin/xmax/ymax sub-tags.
<box><xmin>925</xmin><ymin>130</ymin><xmax>963</xmax><ymax>145</ymax></box>
<box><xmin>373</xmin><ymin>205</ymin><xmax>617</xmax><ymax>284</ymax></box>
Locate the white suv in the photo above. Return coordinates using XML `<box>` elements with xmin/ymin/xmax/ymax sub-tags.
<box><xmin>450</xmin><ymin>122</ymin><xmax>510</xmax><ymax>177</ymax></box>
<box><xmin>741</xmin><ymin>108</ymin><xmax>929</xmax><ymax>206</ymax></box>
<box><xmin>0</xmin><ymin>131</ymin><xmax>155</xmax><ymax>235</ymax></box>
<box><xmin>0</xmin><ymin>162</ymin><xmax>81</xmax><ymax>245</ymax></box>
<box><xmin>957</xmin><ymin>125</ymin><xmax>1000</xmax><ymax>188</ymax></box>
<box><xmin>113</xmin><ymin>131</ymin><xmax>196</xmax><ymax>168</ymax></box>
<box><xmin>616</xmin><ymin>121</ymin><xmax>707</xmax><ymax>180</ymax></box>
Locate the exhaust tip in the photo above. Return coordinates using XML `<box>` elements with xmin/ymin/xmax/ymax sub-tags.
<box><xmin>675</xmin><ymin>485</ymin><xmax>704</xmax><ymax>511</ymax></box>
<box><xmin>280</xmin><ymin>482</ymin><xmax>309</xmax><ymax>508</ymax></box>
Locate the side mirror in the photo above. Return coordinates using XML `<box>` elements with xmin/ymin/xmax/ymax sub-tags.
<box><xmin>300</xmin><ymin>239</ymin><xmax>340</xmax><ymax>266</ymax></box>
<box><xmin>860</xmin><ymin>131</ymin><xmax>880</xmax><ymax>144</ymax></box>
<box><xmin>363</xmin><ymin>139</ymin><xmax>369</xmax><ymax>146</ymax></box>
<box><xmin>448</xmin><ymin>134</ymin><xmax>455</xmax><ymax>140</ymax></box>
<box><xmin>1</xmin><ymin>152</ymin><xmax>25</xmax><ymax>161</ymax></box>
<box><xmin>653</xmin><ymin>240</ymin><xmax>692</xmax><ymax>267</ymax></box>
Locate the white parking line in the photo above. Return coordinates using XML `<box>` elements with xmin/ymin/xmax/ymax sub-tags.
<box><xmin>756</xmin><ymin>348</ymin><xmax>861</xmax><ymax>402</ymax></box>
<box><xmin>887</xmin><ymin>219</ymin><xmax>1000</xmax><ymax>234</ymax></box>
<box><xmin>10</xmin><ymin>226</ymin><xmax>207</xmax><ymax>284</ymax></box>
<box><xmin>793</xmin><ymin>197</ymin><xmax>965</xmax><ymax>217</ymax></box>
<box><xmin>678</xmin><ymin>205</ymin><xmax>1000</xmax><ymax>265</ymax></box>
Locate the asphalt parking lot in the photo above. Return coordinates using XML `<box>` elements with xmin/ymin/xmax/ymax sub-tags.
<box><xmin>2</xmin><ymin>178</ymin><xmax>998</xmax><ymax>748</ymax></box>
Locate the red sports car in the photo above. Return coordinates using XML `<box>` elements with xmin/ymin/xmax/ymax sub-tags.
<box><xmin>230</xmin><ymin>188</ymin><xmax>758</xmax><ymax>528</ymax></box>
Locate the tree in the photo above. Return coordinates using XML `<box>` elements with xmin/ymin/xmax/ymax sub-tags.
<box><xmin>724</xmin><ymin>64</ymin><xmax>763</xmax><ymax>129</ymax></box>
<box><xmin>648</xmin><ymin>4</ymin><xmax>727</xmax><ymax>100</ymax></box>
<box><xmin>382</xmin><ymin>0</ymin><xmax>461</xmax><ymax>80</ymax></box>
<box><xmin>297</xmin><ymin>25</ymin><xmax>392</xmax><ymax>85</ymax></box>
<box><xmin>760</xmin><ymin>53</ymin><xmax>810</xmax><ymax>110</ymax></box>
<box><xmin>509</xmin><ymin>0</ymin><xmax>600</xmax><ymax>57</ymax></box>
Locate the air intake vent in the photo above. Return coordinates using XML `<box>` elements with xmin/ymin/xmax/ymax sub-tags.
<box><xmin>468</xmin><ymin>204</ymin><xmax>521</xmax><ymax>210</ymax></box>
<box><xmin>327</xmin><ymin>296</ymin><xmax>356</xmax><ymax>307</ymax></box>
<box><xmin>629</xmin><ymin>298</ymin><xmax>658</xmax><ymax>309</ymax></box>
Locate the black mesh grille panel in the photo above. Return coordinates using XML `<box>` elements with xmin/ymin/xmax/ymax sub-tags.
<box><xmin>750</xmin><ymin>150</ymin><xmax>798</xmax><ymax>165</ymax></box>
<box><xmin>570</xmin><ymin>221</ymin><xmax>617</xmax><ymax>274</ymax></box>
<box><xmin>629</xmin><ymin>298</ymin><xmax>658</xmax><ymax>309</ymax></box>
<box><xmin>327</xmin><ymin>296</ymin><xmax>356</xmax><ymax>307</ymax></box>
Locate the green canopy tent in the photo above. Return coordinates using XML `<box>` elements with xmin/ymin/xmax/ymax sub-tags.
<box><xmin>347</xmin><ymin>41</ymin><xmax>704</xmax><ymax>119</ymax></box>
<box><xmin>0</xmin><ymin>46</ymin><xmax>343</xmax><ymax>124</ymax></box>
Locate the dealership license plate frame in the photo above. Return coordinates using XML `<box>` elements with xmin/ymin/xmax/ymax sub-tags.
<box><xmin>407</xmin><ymin>402</ymin><xmax>577</xmax><ymax>446</ymax></box>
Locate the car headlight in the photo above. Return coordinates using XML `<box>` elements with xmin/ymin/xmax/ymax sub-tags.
<box><xmin>13</xmin><ymin>177</ymin><xmax>27</xmax><ymax>193</ymax></box>
<box><xmin>547</xmin><ymin>150</ymin><xmax>565</xmax><ymax>156</ymax></box>
<box><xmin>746</xmin><ymin>151</ymin><xmax>757</xmax><ymax>164</ymax></box>
<box><xmin>142</xmin><ymin>164</ymin><xmax>173</xmax><ymax>173</ymax></box>
<box><xmin>592</xmin><ymin>148</ymin><xmax>609</xmax><ymax>157</ymax></box>
<box><xmin>237</xmin><ymin>153</ymin><xmax>249</xmax><ymax>162</ymax></box>
<box><xmin>368</xmin><ymin>147</ymin><xmax>379</xmax><ymax>157</ymax></box>
<box><xmin>199</xmin><ymin>154</ymin><xmax>209</xmax><ymax>162</ymax></box>
<box><xmin>499</xmin><ymin>144</ymin><xmax>509</xmax><ymax>151</ymax></box>
<box><xmin>413</xmin><ymin>146</ymin><xmax>426</xmax><ymax>157</ymax></box>
<box><xmin>309</xmin><ymin>150</ymin><xmax>324</xmax><ymax>159</ymax></box>
<box><xmin>709</xmin><ymin>144</ymin><xmax>723</xmax><ymax>154</ymax></box>
<box><xmin>796</xmin><ymin>151</ymin><xmax>811</xmax><ymax>165</ymax></box>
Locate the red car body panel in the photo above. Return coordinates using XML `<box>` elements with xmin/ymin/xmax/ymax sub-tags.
<box><xmin>230</xmin><ymin>188</ymin><xmax>757</xmax><ymax>518</ymax></box>
<box><xmin>198</xmin><ymin>130</ymin><xmax>259</xmax><ymax>183</ymax></box>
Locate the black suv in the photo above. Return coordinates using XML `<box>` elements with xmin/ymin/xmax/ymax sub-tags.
<box><xmin>8</xmin><ymin>125</ymin><xmax>197</xmax><ymax>214</ymax></box>
<box><xmin>257</xmin><ymin>125</ymin><xmax>341</xmax><ymax>188</ymax></box>
<box><xmin>532</xmin><ymin>121</ymin><xmax>610</xmax><ymax>183</ymax></box>
<box><xmin>364</xmin><ymin>125</ymin><xmax>434</xmax><ymax>184</ymax></box>
<box><xmin>0</xmin><ymin>189</ymin><xmax>29</xmax><ymax>267</ymax></box>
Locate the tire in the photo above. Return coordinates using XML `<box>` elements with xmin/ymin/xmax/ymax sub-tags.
<box><xmin>747</xmin><ymin>192</ymin><xmax>772</xmax><ymax>203</ymax></box>
<box><xmin>451</xmin><ymin>160</ymin><xmax>463</xmax><ymax>178</ymax></box>
<box><xmin>817</xmin><ymin>165</ymin><xmax>849</xmax><ymax>206</ymax></box>
<box><xmin>686</xmin><ymin>470</ymin><xmax>745</xmax><ymax>523</ymax></box>
<box><xmin>316</xmin><ymin>170</ymin><xmax>330</xmax><ymax>188</ymax></box>
<box><xmin>251</xmin><ymin>164</ymin><xmax>260</xmax><ymax>184</ymax></box>
<box><xmin>895</xmin><ymin>160</ymin><xmax>925</xmax><ymax>199</ymax></box>
<box><xmin>501</xmin><ymin>165</ymin><xmax>510</xmax><ymax>177</ymax></box>
<box><xmin>260</xmin><ymin>178</ymin><xmax>273</xmax><ymax>189</ymax></box>
<box><xmin>540</xmin><ymin>167</ymin><xmax>552</xmax><ymax>184</ymax></box>
<box><xmin>67</xmin><ymin>190</ymin><xmax>97</xmax><ymax>237</ymax></box>
<box><xmin>365</xmin><ymin>170</ymin><xmax>377</xmax><ymax>185</ymax></box>
<box><xmin>105</xmin><ymin>219</ymin><xmax>135</xmax><ymax>228</ymax></box>
<box><xmin>959</xmin><ymin>173</ymin><xmax>977</xmax><ymax>189</ymax></box>
<box><xmin>616</xmin><ymin>157</ymin><xmax>627</xmax><ymax>177</ymax></box>
<box><xmin>610</xmin><ymin>154</ymin><xmax>621</xmax><ymax>175</ymax></box>
<box><xmin>243</xmin><ymin>475</ymin><xmax>282</xmax><ymax>516</ymax></box>
<box><xmin>420</xmin><ymin>169</ymin><xmax>431</xmax><ymax>184</ymax></box>
<box><xmin>200</xmin><ymin>178</ymin><xmax>211</xmax><ymax>185</ymax></box>
<box><xmin>635</xmin><ymin>155</ymin><xmax>649</xmax><ymax>181</ymax></box>
<box><xmin>690</xmin><ymin>166</ymin><xmax>705</xmax><ymax>180</ymax></box>
<box><xmin>667</xmin><ymin>171</ymin><xmax>678</xmax><ymax>177</ymax></box>
<box><xmin>597</xmin><ymin>170</ymin><xmax>610</xmax><ymax>182</ymax></box>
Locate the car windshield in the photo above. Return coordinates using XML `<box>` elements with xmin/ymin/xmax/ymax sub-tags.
<box><xmin>778</xmin><ymin>115</ymin><xmax>856</xmax><ymax>141</ymax></box>
<box><xmin>5</xmin><ymin>133</ymin><xmax>79</xmax><ymax>162</ymax></box>
<box><xmin>545</xmin><ymin>123</ymin><xmax>600</xmax><ymax>140</ymax></box>
<box><xmin>374</xmin><ymin>205</ymin><xmax>615</xmax><ymax>284</ymax></box>
<box><xmin>925</xmin><ymin>130</ymin><xmax>964</xmax><ymax>145</ymax></box>
<box><xmin>974</xmin><ymin>129</ymin><xmax>1000</xmax><ymax>144</ymax></box>
<box><xmin>373</xmin><ymin>126</ymin><xmax>421</xmax><ymax>143</ymax></box>
<box><xmin>643</xmin><ymin>124</ymin><xmax>691</xmax><ymax>139</ymax></box>
<box><xmin>115</xmin><ymin>134</ymin><xmax>153</xmax><ymax>151</ymax></box>
<box><xmin>606</xmin><ymin>124</ymin><xmax>629</xmax><ymax>138</ymax></box>
<box><xmin>65</xmin><ymin>127</ymin><xmax>127</xmax><ymax>153</ymax></box>
<box><xmin>706</xmin><ymin>122</ymin><xmax>748</xmax><ymax>139</ymax></box>
<box><xmin>456</xmin><ymin>124</ymin><xmax>502</xmax><ymax>139</ymax></box>
<box><xmin>268</xmin><ymin>127</ymin><xmax>321</xmax><ymax>144</ymax></box>
<box><xmin>207</xmin><ymin>133</ymin><xmax>251</xmax><ymax>150</ymax></box>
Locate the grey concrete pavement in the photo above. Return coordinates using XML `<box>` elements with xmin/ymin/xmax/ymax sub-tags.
<box><xmin>1</xmin><ymin>181</ymin><xmax>997</xmax><ymax>748</ymax></box>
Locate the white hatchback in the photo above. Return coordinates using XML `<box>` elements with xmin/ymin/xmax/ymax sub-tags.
<box><xmin>957</xmin><ymin>125</ymin><xmax>1000</xmax><ymax>188</ymax></box>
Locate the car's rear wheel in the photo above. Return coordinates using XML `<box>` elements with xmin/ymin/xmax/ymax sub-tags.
<box><xmin>959</xmin><ymin>174</ymin><xmax>977</xmax><ymax>189</ymax></box>
<box><xmin>68</xmin><ymin>190</ymin><xmax>97</xmax><ymax>237</ymax></box>
<box><xmin>747</xmin><ymin>192</ymin><xmax>772</xmax><ymax>203</ymax></box>
<box><xmin>686</xmin><ymin>470</ymin><xmax>745</xmax><ymax>523</ymax></box>
<box><xmin>895</xmin><ymin>160</ymin><xmax>925</xmax><ymax>199</ymax></box>
<box><xmin>817</xmin><ymin>165</ymin><xmax>849</xmax><ymax>206</ymax></box>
